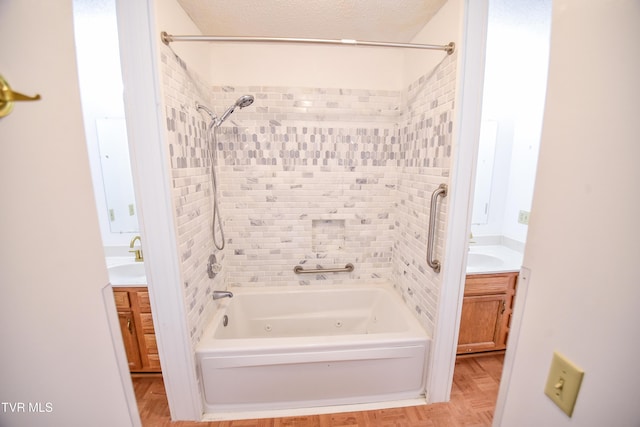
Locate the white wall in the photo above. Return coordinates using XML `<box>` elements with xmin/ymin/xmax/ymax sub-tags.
<box><xmin>495</xmin><ymin>1</ymin><xmax>640</xmax><ymax>425</ymax></box>
<box><xmin>0</xmin><ymin>1</ymin><xmax>136</xmax><ymax>426</ymax></box>
<box><xmin>154</xmin><ymin>0</ymin><xmax>212</xmax><ymax>81</ymax></box>
<box><xmin>203</xmin><ymin>1</ymin><xmax>462</xmax><ymax>91</ymax></box>
<box><xmin>196</xmin><ymin>1</ymin><xmax>459</xmax><ymax>91</ymax></box>
<box><xmin>496</xmin><ymin>0</ymin><xmax>550</xmax><ymax>243</ymax></box>
<box><xmin>404</xmin><ymin>0</ymin><xmax>462</xmax><ymax>87</ymax></box>
<box><xmin>159</xmin><ymin>2</ymin><xmax>462</xmax><ymax>91</ymax></box>
<box><xmin>207</xmin><ymin>44</ymin><xmax>403</xmax><ymax>91</ymax></box>
<box><xmin>74</xmin><ymin>0</ymin><xmax>139</xmax><ymax>247</ymax></box>
<box><xmin>471</xmin><ymin>0</ymin><xmax>551</xmax><ymax>243</ymax></box>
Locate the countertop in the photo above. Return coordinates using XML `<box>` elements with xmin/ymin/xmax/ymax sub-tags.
<box><xmin>466</xmin><ymin>244</ymin><xmax>523</xmax><ymax>275</ymax></box>
<box><xmin>106</xmin><ymin>256</ymin><xmax>147</xmax><ymax>286</ymax></box>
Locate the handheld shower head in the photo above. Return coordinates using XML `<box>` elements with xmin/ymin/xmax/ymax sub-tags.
<box><xmin>217</xmin><ymin>95</ymin><xmax>255</xmax><ymax>126</ymax></box>
<box><xmin>196</xmin><ymin>95</ymin><xmax>254</xmax><ymax>128</ymax></box>
<box><xmin>235</xmin><ymin>95</ymin><xmax>255</xmax><ymax>108</ymax></box>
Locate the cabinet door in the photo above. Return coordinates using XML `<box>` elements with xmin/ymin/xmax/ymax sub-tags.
<box><xmin>117</xmin><ymin>312</ymin><xmax>142</xmax><ymax>370</ymax></box>
<box><xmin>114</xmin><ymin>287</ymin><xmax>161</xmax><ymax>373</ymax></box>
<box><xmin>132</xmin><ymin>289</ymin><xmax>161</xmax><ymax>372</ymax></box>
<box><xmin>457</xmin><ymin>294</ymin><xmax>508</xmax><ymax>354</ymax></box>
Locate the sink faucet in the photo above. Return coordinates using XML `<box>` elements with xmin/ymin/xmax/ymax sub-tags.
<box><xmin>129</xmin><ymin>235</ymin><xmax>144</xmax><ymax>262</ymax></box>
<box><xmin>212</xmin><ymin>290</ymin><xmax>233</xmax><ymax>300</ymax></box>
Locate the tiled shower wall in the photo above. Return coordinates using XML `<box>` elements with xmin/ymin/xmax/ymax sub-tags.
<box><xmin>159</xmin><ymin>43</ymin><xmax>456</xmax><ymax>345</ymax></box>
<box><xmin>159</xmin><ymin>47</ymin><xmax>225</xmax><ymax>346</ymax></box>
<box><xmin>392</xmin><ymin>59</ymin><xmax>456</xmax><ymax>331</ymax></box>
<box><xmin>212</xmin><ymin>87</ymin><xmax>401</xmax><ymax>288</ymax></box>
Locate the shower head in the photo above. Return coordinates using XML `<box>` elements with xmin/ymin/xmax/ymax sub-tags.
<box><xmin>217</xmin><ymin>95</ymin><xmax>255</xmax><ymax>126</ymax></box>
<box><xmin>196</xmin><ymin>95</ymin><xmax>254</xmax><ymax>128</ymax></box>
<box><xmin>196</xmin><ymin>103</ymin><xmax>214</xmax><ymax>117</ymax></box>
<box><xmin>235</xmin><ymin>94</ymin><xmax>255</xmax><ymax>108</ymax></box>
<box><xmin>197</xmin><ymin>103</ymin><xmax>219</xmax><ymax>132</ymax></box>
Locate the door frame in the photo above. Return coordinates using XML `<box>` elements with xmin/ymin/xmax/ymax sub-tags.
<box><xmin>426</xmin><ymin>0</ymin><xmax>489</xmax><ymax>402</ymax></box>
<box><xmin>115</xmin><ymin>0</ymin><xmax>202</xmax><ymax>420</ymax></box>
<box><xmin>113</xmin><ymin>0</ymin><xmax>490</xmax><ymax>418</ymax></box>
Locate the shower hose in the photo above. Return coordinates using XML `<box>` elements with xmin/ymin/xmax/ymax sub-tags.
<box><xmin>209</xmin><ymin>126</ymin><xmax>225</xmax><ymax>250</ymax></box>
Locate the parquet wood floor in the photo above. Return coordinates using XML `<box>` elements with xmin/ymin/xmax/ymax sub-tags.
<box><xmin>133</xmin><ymin>354</ymin><xmax>504</xmax><ymax>427</ymax></box>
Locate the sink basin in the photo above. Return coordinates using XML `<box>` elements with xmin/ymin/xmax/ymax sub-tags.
<box><xmin>108</xmin><ymin>262</ymin><xmax>147</xmax><ymax>285</ymax></box>
<box><xmin>466</xmin><ymin>253</ymin><xmax>503</xmax><ymax>269</ymax></box>
<box><xmin>466</xmin><ymin>245</ymin><xmax>524</xmax><ymax>274</ymax></box>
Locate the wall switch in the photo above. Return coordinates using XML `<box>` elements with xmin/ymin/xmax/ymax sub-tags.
<box><xmin>544</xmin><ymin>351</ymin><xmax>584</xmax><ymax>417</ymax></box>
<box><xmin>518</xmin><ymin>210</ymin><xmax>530</xmax><ymax>225</ymax></box>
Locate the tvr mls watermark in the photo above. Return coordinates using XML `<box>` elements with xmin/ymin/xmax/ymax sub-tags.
<box><xmin>1</xmin><ymin>402</ymin><xmax>53</xmax><ymax>413</ymax></box>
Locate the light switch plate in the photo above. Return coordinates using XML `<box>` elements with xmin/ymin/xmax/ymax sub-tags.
<box><xmin>544</xmin><ymin>351</ymin><xmax>584</xmax><ymax>417</ymax></box>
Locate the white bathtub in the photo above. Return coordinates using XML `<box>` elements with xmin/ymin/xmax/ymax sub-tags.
<box><xmin>196</xmin><ymin>283</ymin><xmax>431</xmax><ymax>414</ymax></box>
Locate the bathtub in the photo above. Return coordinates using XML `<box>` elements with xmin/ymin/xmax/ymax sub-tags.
<box><xmin>196</xmin><ymin>283</ymin><xmax>431</xmax><ymax>414</ymax></box>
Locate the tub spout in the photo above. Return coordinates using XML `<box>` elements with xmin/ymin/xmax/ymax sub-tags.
<box><xmin>212</xmin><ymin>290</ymin><xmax>233</xmax><ymax>300</ymax></box>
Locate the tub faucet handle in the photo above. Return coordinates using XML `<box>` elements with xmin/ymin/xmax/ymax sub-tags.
<box><xmin>212</xmin><ymin>290</ymin><xmax>233</xmax><ymax>300</ymax></box>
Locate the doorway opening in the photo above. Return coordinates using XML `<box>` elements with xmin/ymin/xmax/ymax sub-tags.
<box><xmin>72</xmin><ymin>0</ymin><xmax>161</xmax><ymax>422</ymax></box>
<box><xmin>456</xmin><ymin>0</ymin><xmax>551</xmax><ymax>409</ymax></box>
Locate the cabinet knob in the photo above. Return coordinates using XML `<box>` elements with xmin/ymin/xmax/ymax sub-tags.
<box><xmin>127</xmin><ymin>318</ymin><xmax>133</xmax><ymax>333</ymax></box>
<box><xmin>501</xmin><ymin>300</ymin><xmax>506</xmax><ymax>314</ymax></box>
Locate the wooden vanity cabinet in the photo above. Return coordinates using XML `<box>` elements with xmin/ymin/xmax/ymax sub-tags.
<box><xmin>457</xmin><ymin>272</ymin><xmax>518</xmax><ymax>355</ymax></box>
<box><xmin>113</xmin><ymin>287</ymin><xmax>161</xmax><ymax>373</ymax></box>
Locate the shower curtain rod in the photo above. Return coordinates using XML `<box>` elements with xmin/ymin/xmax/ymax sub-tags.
<box><xmin>160</xmin><ymin>32</ymin><xmax>455</xmax><ymax>55</ymax></box>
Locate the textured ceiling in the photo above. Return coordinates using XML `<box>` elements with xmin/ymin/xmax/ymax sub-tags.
<box><xmin>176</xmin><ymin>0</ymin><xmax>447</xmax><ymax>43</ymax></box>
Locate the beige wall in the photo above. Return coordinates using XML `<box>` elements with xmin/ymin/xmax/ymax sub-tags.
<box><xmin>153</xmin><ymin>0</ymin><xmax>461</xmax><ymax>91</ymax></box>
<box><xmin>496</xmin><ymin>1</ymin><xmax>640</xmax><ymax>425</ymax></box>
<box><xmin>154</xmin><ymin>0</ymin><xmax>212</xmax><ymax>80</ymax></box>
<box><xmin>404</xmin><ymin>0</ymin><xmax>462</xmax><ymax>87</ymax></box>
<box><xmin>0</xmin><ymin>1</ymin><xmax>135</xmax><ymax>426</ymax></box>
<box><xmin>200</xmin><ymin>2</ymin><xmax>460</xmax><ymax>90</ymax></box>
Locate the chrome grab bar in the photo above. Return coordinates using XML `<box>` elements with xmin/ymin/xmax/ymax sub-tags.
<box><xmin>293</xmin><ymin>263</ymin><xmax>354</xmax><ymax>274</ymax></box>
<box><xmin>427</xmin><ymin>183</ymin><xmax>448</xmax><ymax>273</ymax></box>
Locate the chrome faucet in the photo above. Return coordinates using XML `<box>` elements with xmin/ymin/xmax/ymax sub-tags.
<box><xmin>129</xmin><ymin>235</ymin><xmax>144</xmax><ymax>262</ymax></box>
<box><xmin>212</xmin><ymin>290</ymin><xmax>233</xmax><ymax>300</ymax></box>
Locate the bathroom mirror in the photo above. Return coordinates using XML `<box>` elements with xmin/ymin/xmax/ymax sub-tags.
<box><xmin>471</xmin><ymin>120</ymin><xmax>498</xmax><ymax>225</ymax></box>
<box><xmin>95</xmin><ymin>117</ymin><xmax>139</xmax><ymax>233</ymax></box>
<box><xmin>74</xmin><ymin>0</ymin><xmax>140</xmax><ymax>243</ymax></box>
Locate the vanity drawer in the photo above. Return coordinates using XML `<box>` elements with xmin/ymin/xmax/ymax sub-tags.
<box><xmin>113</xmin><ymin>291</ymin><xmax>130</xmax><ymax>310</ymax></box>
<box><xmin>465</xmin><ymin>273</ymin><xmax>517</xmax><ymax>296</ymax></box>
